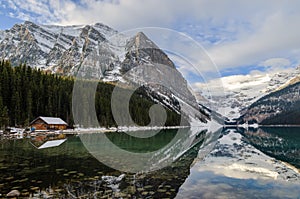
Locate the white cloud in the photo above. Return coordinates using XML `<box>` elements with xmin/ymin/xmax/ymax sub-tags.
<box><xmin>206</xmin><ymin>11</ymin><xmax>300</xmax><ymax>70</ymax></box>
<box><xmin>2</xmin><ymin>0</ymin><xmax>300</xmax><ymax>76</ymax></box>
<box><xmin>4</xmin><ymin>0</ymin><xmax>62</xmax><ymax>23</ymax></box>
<box><xmin>260</xmin><ymin>58</ymin><xmax>291</xmax><ymax>69</ymax></box>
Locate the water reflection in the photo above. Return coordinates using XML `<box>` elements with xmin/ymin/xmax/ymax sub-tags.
<box><xmin>240</xmin><ymin>127</ymin><xmax>300</xmax><ymax>169</ymax></box>
<box><xmin>79</xmin><ymin>127</ymin><xmax>212</xmax><ymax>173</ymax></box>
<box><xmin>177</xmin><ymin>128</ymin><xmax>300</xmax><ymax>199</ymax></box>
<box><xmin>0</xmin><ymin>127</ymin><xmax>218</xmax><ymax>198</ymax></box>
<box><xmin>176</xmin><ymin>171</ymin><xmax>300</xmax><ymax>199</ymax></box>
<box><xmin>30</xmin><ymin>133</ymin><xmax>67</xmax><ymax>149</ymax></box>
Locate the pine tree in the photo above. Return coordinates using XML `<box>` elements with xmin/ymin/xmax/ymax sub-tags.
<box><xmin>0</xmin><ymin>96</ymin><xmax>9</xmax><ymax>129</ymax></box>
<box><xmin>25</xmin><ymin>90</ymin><xmax>33</xmax><ymax>126</ymax></box>
<box><xmin>0</xmin><ymin>60</ymin><xmax>183</xmax><ymax>128</ymax></box>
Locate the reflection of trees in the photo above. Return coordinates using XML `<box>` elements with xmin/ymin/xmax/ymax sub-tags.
<box><xmin>241</xmin><ymin>128</ymin><xmax>300</xmax><ymax>169</ymax></box>
<box><xmin>0</xmin><ymin>128</ymin><xmax>216</xmax><ymax>198</ymax></box>
<box><xmin>63</xmin><ymin>132</ymin><xmax>207</xmax><ymax>199</ymax></box>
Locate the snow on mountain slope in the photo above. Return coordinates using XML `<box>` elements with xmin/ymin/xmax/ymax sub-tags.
<box><xmin>0</xmin><ymin>30</ymin><xmax>5</xmax><ymax>41</ymax></box>
<box><xmin>239</xmin><ymin>81</ymin><xmax>300</xmax><ymax>125</ymax></box>
<box><xmin>0</xmin><ymin>21</ymin><xmax>128</xmax><ymax>76</ymax></box>
<box><xmin>0</xmin><ymin>21</ymin><xmax>212</xmax><ymax>126</ymax></box>
<box><xmin>195</xmin><ymin>67</ymin><xmax>300</xmax><ymax>120</ymax></box>
<box><xmin>275</xmin><ymin>68</ymin><xmax>300</xmax><ymax>92</ymax></box>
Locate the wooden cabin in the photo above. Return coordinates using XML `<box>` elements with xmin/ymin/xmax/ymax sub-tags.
<box><xmin>30</xmin><ymin>116</ymin><xmax>68</xmax><ymax>131</ymax></box>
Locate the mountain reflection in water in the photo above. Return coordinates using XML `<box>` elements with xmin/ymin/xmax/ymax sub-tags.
<box><xmin>177</xmin><ymin>127</ymin><xmax>300</xmax><ymax>199</ymax></box>
<box><xmin>241</xmin><ymin>127</ymin><xmax>300</xmax><ymax>169</ymax></box>
<box><xmin>1</xmin><ymin>127</ymin><xmax>299</xmax><ymax>198</ymax></box>
<box><xmin>0</xmin><ymin>127</ymin><xmax>216</xmax><ymax>198</ymax></box>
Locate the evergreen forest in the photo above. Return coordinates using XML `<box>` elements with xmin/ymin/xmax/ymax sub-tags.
<box><xmin>0</xmin><ymin>60</ymin><xmax>182</xmax><ymax>129</ymax></box>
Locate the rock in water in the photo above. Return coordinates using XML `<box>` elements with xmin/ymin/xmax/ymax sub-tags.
<box><xmin>7</xmin><ymin>190</ymin><xmax>20</xmax><ymax>197</ymax></box>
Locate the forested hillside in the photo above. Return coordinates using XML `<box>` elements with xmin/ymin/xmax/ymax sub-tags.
<box><xmin>239</xmin><ymin>81</ymin><xmax>300</xmax><ymax>125</ymax></box>
<box><xmin>0</xmin><ymin>60</ymin><xmax>182</xmax><ymax>129</ymax></box>
<box><xmin>0</xmin><ymin>60</ymin><xmax>74</xmax><ymax>127</ymax></box>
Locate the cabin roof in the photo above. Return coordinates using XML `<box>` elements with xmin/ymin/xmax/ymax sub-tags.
<box><xmin>30</xmin><ymin>116</ymin><xmax>67</xmax><ymax>125</ymax></box>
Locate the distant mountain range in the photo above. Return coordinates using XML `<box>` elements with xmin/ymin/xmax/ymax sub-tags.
<box><xmin>0</xmin><ymin>21</ymin><xmax>210</xmax><ymax>126</ymax></box>
<box><xmin>235</xmin><ymin>69</ymin><xmax>300</xmax><ymax>125</ymax></box>
<box><xmin>2</xmin><ymin>21</ymin><xmax>299</xmax><ymax>126</ymax></box>
<box><xmin>197</xmin><ymin>66</ymin><xmax>300</xmax><ymax>125</ymax></box>
<box><xmin>239</xmin><ymin>81</ymin><xmax>300</xmax><ymax>125</ymax></box>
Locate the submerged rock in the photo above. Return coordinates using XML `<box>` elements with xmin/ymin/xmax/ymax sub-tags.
<box><xmin>7</xmin><ymin>189</ymin><xmax>20</xmax><ymax>197</ymax></box>
<box><xmin>30</xmin><ymin>187</ymin><xmax>40</xmax><ymax>191</ymax></box>
<box><xmin>68</xmin><ymin>171</ymin><xmax>77</xmax><ymax>174</ymax></box>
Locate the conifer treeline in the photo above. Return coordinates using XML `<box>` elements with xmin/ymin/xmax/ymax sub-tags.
<box><xmin>0</xmin><ymin>60</ymin><xmax>182</xmax><ymax>129</ymax></box>
<box><xmin>0</xmin><ymin>60</ymin><xmax>74</xmax><ymax>128</ymax></box>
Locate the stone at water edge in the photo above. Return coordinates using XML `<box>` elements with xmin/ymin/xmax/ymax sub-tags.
<box><xmin>7</xmin><ymin>190</ymin><xmax>20</xmax><ymax>197</ymax></box>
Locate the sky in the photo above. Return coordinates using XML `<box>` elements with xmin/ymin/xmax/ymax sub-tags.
<box><xmin>1</xmin><ymin>0</ymin><xmax>300</xmax><ymax>78</ymax></box>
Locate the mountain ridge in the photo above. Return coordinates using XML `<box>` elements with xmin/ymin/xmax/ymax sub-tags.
<box><xmin>197</xmin><ymin>66</ymin><xmax>300</xmax><ymax>121</ymax></box>
<box><xmin>239</xmin><ymin>81</ymin><xmax>300</xmax><ymax>125</ymax></box>
<box><xmin>0</xmin><ymin>21</ymin><xmax>211</xmax><ymax>126</ymax></box>
<box><xmin>0</xmin><ymin>21</ymin><xmax>125</xmax><ymax>75</ymax></box>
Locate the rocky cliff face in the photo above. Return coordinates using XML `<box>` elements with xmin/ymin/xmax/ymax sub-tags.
<box><xmin>122</xmin><ymin>32</ymin><xmax>175</xmax><ymax>72</ymax></box>
<box><xmin>0</xmin><ymin>21</ymin><xmax>124</xmax><ymax>76</ymax></box>
<box><xmin>119</xmin><ymin>32</ymin><xmax>208</xmax><ymax>123</ymax></box>
<box><xmin>0</xmin><ymin>21</ymin><xmax>210</xmax><ymax>124</ymax></box>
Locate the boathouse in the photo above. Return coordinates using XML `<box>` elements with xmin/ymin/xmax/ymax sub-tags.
<box><xmin>30</xmin><ymin>116</ymin><xmax>68</xmax><ymax>130</ymax></box>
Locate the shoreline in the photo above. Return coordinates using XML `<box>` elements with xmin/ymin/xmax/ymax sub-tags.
<box><xmin>66</xmin><ymin>125</ymin><xmax>191</xmax><ymax>133</ymax></box>
<box><xmin>224</xmin><ymin>124</ymin><xmax>300</xmax><ymax>128</ymax></box>
<box><xmin>0</xmin><ymin>125</ymin><xmax>195</xmax><ymax>139</ymax></box>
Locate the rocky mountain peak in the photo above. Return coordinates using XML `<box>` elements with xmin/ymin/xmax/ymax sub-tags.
<box><xmin>0</xmin><ymin>21</ymin><xmax>122</xmax><ymax>71</ymax></box>
<box><xmin>0</xmin><ymin>21</ymin><xmax>210</xmax><ymax>125</ymax></box>
<box><xmin>122</xmin><ymin>31</ymin><xmax>175</xmax><ymax>72</ymax></box>
<box><xmin>133</xmin><ymin>31</ymin><xmax>159</xmax><ymax>49</ymax></box>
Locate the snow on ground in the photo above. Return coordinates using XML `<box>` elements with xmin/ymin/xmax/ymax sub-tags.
<box><xmin>69</xmin><ymin>125</ymin><xmax>192</xmax><ymax>134</ymax></box>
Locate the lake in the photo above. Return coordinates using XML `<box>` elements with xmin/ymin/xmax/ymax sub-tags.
<box><xmin>0</xmin><ymin>127</ymin><xmax>300</xmax><ymax>198</ymax></box>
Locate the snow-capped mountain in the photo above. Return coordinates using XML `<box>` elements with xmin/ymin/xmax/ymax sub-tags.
<box><xmin>0</xmin><ymin>30</ymin><xmax>5</xmax><ymax>41</ymax></box>
<box><xmin>119</xmin><ymin>32</ymin><xmax>208</xmax><ymax>123</ymax></box>
<box><xmin>196</xmin><ymin>67</ymin><xmax>300</xmax><ymax>120</ymax></box>
<box><xmin>239</xmin><ymin>81</ymin><xmax>300</xmax><ymax>125</ymax></box>
<box><xmin>0</xmin><ymin>21</ymin><xmax>125</xmax><ymax>75</ymax></box>
<box><xmin>0</xmin><ymin>21</ymin><xmax>210</xmax><ymax>125</ymax></box>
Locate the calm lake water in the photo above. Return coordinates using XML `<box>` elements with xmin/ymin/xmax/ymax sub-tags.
<box><xmin>241</xmin><ymin>127</ymin><xmax>300</xmax><ymax>169</ymax></box>
<box><xmin>0</xmin><ymin>127</ymin><xmax>300</xmax><ymax>198</ymax></box>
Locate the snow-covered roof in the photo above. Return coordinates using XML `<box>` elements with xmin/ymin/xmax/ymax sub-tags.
<box><xmin>31</xmin><ymin>116</ymin><xmax>67</xmax><ymax>125</ymax></box>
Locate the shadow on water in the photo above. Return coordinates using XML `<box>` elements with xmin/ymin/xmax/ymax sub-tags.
<box><xmin>0</xmin><ymin>127</ymin><xmax>220</xmax><ymax>198</ymax></box>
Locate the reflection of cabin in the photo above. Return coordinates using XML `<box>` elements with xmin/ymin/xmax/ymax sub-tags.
<box><xmin>30</xmin><ymin>116</ymin><xmax>67</xmax><ymax>130</ymax></box>
<box><xmin>30</xmin><ymin>134</ymin><xmax>67</xmax><ymax>149</ymax></box>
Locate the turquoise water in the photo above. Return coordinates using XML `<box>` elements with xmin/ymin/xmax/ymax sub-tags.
<box><xmin>0</xmin><ymin>127</ymin><xmax>299</xmax><ymax>198</ymax></box>
<box><xmin>0</xmin><ymin>128</ymin><xmax>207</xmax><ymax>198</ymax></box>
